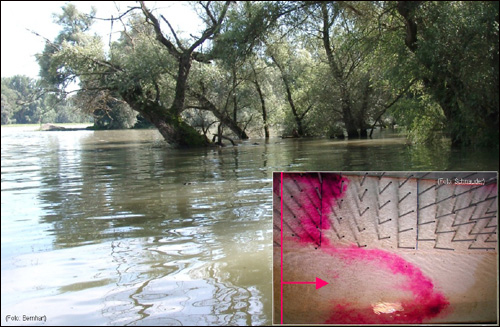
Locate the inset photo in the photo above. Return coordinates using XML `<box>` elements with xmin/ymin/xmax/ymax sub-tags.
<box><xmin>273</xmin><ymin>172</ymin><xmax>498</xmax><ymax>325</ymax></box>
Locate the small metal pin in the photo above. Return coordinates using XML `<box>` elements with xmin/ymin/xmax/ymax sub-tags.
<box><xmin>284</xmin><ymin>221</ymin><xmax>300</xmax><ymax>239</ymax></box>
<box><xmin>378</xmin><ymin>172</ymin><xmax>385</xmax><ymax>180</ymax></box>
<box><xmin>318</xmin><ymin>173</ymin><xmax>322</xmax><ymax>184</ymax></box>
<box><xmin>454</xmin><ymin>204</ymin><xmax>476</xmax><ymax>213</ymax></box>
<box><xmin>469</xmin><ymin>231</ymin><xmax>497</xmax><ymax>235</ymax></box>
<box><xmin>420</xmin><ymin>201</ymin><xmax>438</xmax><ymax>211</ymax></box>
<box><xmin>379</xmin><ymin>181</ymin><xmax>392</xmax><ymax>195</ymax></box>
<box><xmin>359</xmin><ymin>207</ymin><xmax>369</xmax><ymax>216</ymax></box>
<box><xmin>470</xmin><ymin>215</ymin><xmax>497</xmax><ymax>221</ymax></box>
<box><xmin>468</xmin><ymin>244</ymin><xmax>495</xmax><ymax>250</ymax></box>
<box><xmin>485</xmin><ymin>220</ymin><xmax>497</xmax><ymax>228</ymax></box>
<box><xmin>451</xmin><ymin>237</ymin><xmax>476</xmax><ymax>242</ymax></box>
<box><xmin>484</xmin><ymin>234</ymin><xmax>498</xmax><ymax>243</ymax></box>
<box><xmin>418</xmin><ymin>220</ymin><xmax>435</xmax><ymax>226</ymax></box>
<box><xmin>379</xmin><ymin>200</ymin><xmax>391</xmax><ymax>210</ymax></box>
<box><xmin>399</xmin><ymin>192</ymin><xmax>411</xmax><ymax>203</ymax></box>
<box><xmin>360</xmin><ymin>172</ymin><xmax>368</xmax><ymax>187</ymax></box>
<box><xmin>451</xmin><ymin>199</ymin><xmax>458</xmax><ymax>214</ymax></box>
<box><xmin>435</xmin><ymin>183</ymin><xmax>446</xmax><ymax>190</ymax></box>
<box><xmin>379</xmin><ymin>218</ymin><xmax>392</xmax><ymax>225</ymax></box>
<box><xmin>340</xmin><ymin>180</ymin><xmax>344</xmax><ymax>193</ymax></box>
<box><xmin>353</xmin><ymin>215</ymin><xmax>366</xmax><ymax>232</ymax></box>
<box><xmin>375</xmin><ymin>221</ymin><xmax>389</xmax><ymax>240</ymax></box>
<box><xmin>434</xmin><ymin>246</ymin><xmax>454</xmax><ymax>251</ymax></box>
<box><xmin>420</xmin><ymin>172</ymin><xmax>430</xmax><ymax>179</ymax></box>
<box><xmin>347</xmin><ymin>219</ymin><xmax>359</xmax><ymax>243</ymax></box>
<box><xmin>315</xmin><ymin>187</ymin><xmax>322</xmax><ymax>199</ymax></box>
<box><xmin>289</xmin><ymin>194</ymin><xmax>303</xmax><ymax>208</ymax></box>
<box><xmin>359</xmin><ymin>188</ymin><xmax>367</xmax><ymax>202</ymax></box>
<box><xmin>435</xmin><ymin>230</ymin><xmax>455</xmax><ymax>234</ymax></box>
<box><xmin>398</xmin><ymin>228</ymin><xmax>414</xmax><ymax>233</ymax></box>
<box><xmin>293</xmin><ymin>179</ymin><xmax>302</xmax><ymax>192</ymax></box>
<box><xmin>418</xmin><ymin>184</ymin><xmax>436</xmax><ymax>196</ymax></box>
<box><xmin>452</xmin><ymin>221</ymin><xmax>475</xmax><ymax>227</ymax></box>
<box><xmin>417</xmin><ymin>238</ymin><xmax>436</xmax><ymax>241</ymax></box>
<box><xmin>399</xmin><ymin>174</ymin><xmax>413</xmax><ymax>188</ymax></box>
<box><xmin>399</xmin><ymin>210</ymin><xmax>415</xmax><ymax>218</ymax></box>
<box><xmin>435</xmin><ymin>212</ymin><xmax>455</xmax><ymax>219</ymax></box>
<box><xmin>468</xmin><ymin>205</ymin><xmax>478</xmax><ymax>221</ymax></box>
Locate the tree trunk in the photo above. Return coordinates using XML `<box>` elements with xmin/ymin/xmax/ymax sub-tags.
<box><xmin>270</xmin><ymin>55</ymin><xmax>305</xmax><ymax>137</ymax></box>
<box><xmin>358</xmin><ymin>76</ymin><xmax>372</xmax><ymax>139</ymax></box>
<box><xmin>172</xmin><ymin>54</ymin><xmax>192</xmax><ymax>115</ymax></box>
<box><xmin>254</xmin><ymin>79</ymin><xmax>269</xmax><ymax>138</ymax></box>
<box><xmin>321</xmin><ymin>3</ymin><xmax>358</xmax><ymax>139</ymax></box>
<box><xmin>423</xmin><ymin>77</ymin><xmax>463</xmax><ymax>146</ymax></box>
<box><xmin>193</xmin><ymin>92</ymin><xmax>249</xmax><ymax>139</ymax></box>
<box><xmin>232</xmin><ymin>66</ymin><xmax>238</xmax><ymax>124</ymax></box>
<box><xmin>122</xmin><ymin>86</ymin><xmax>207</xmax><ymax>148</ymax></box>
<box><xmin>340</xmin><ymin>84</ymin><xmax>358</xmax><ymax>138</ymax></box>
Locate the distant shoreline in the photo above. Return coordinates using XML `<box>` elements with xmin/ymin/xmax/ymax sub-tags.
<box><xmin>1</xmin><ymin>123</ymin><xmax>93</xmax><ymax>131</ymax></box>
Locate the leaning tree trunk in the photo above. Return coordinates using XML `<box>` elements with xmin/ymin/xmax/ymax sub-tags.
<box><xmin>122</xmin><ymin>86</ymin><xmax>207</xmax><ymax>148</ymax></box>
<box><xmin>142</xmin><ymin>108</ymin><xmax>207</xmax><ymax>148</ymax></box>
<box><xmin>137</xmin><ymin>1</ymin><xmax>231</xmax><ymax>147</ymax></box>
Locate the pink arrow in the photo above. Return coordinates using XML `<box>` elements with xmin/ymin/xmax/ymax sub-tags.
<box><xmin>283</xmin><ymin>277</ymin><xmax>329</xmax><ymax>290</ymax></box>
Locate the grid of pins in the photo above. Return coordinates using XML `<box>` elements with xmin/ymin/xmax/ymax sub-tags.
<box><xmin>273</xmin><ymin>172</ymin><xmax>498</xmax><ymax>252</ymax></box>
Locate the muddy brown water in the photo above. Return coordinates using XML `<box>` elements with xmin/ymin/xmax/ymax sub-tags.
<box><xmin>1</xmin><ymin>127</ymin><xmax>498</xmax><ymax>325</ymax></box>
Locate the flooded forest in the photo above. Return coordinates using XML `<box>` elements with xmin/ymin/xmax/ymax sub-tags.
<box><xmin>2</xmin><ymin>1</ymin><xmax>498</xmax><ymax>149</ymax></box>
<box><xmin>1</xmin><ymin>1</ymin><xmax>498</xmax><ymax>326</ymax></box>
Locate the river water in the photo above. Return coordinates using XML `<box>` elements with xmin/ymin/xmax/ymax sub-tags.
<box><xmin>1</xmin><ymin>127</ymin><xmax>498</xmax><ymax>326</ymax></box>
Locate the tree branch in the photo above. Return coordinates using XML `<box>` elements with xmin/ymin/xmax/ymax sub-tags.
<box><xmin>369</xmin><ymin>78</ymin><xmax>417</xmax><ymax>137</ymax></box>
<box><xmin>200</xmin><ymin>1</ymin><xmax>217</xmax><ymax>25</ymax></box>
<box><xmin>161</xmin><ymin>14</ymin><xmax>185</xmax><ymax>51</ymax></box>
<box><xmin>87</xmin><ymin>6</ymin><xmax>140</xmax><ymax>21</ymax></box>
<box><xmin>188</xmin><ymin>1</ymin><xmax>231</xmax><ymax>53</ymax></box>
<box><xmin>300</xmin><ymin>104</ymin><xmax>314</xmax><ymax>119</ymax></box>
<box><xmin>139</xmin><ymin>1</ymin><xmax>181</xmax><ymax>58</ymax></box>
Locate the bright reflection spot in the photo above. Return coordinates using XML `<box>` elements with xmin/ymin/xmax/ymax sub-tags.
<box><xmin>372</xmin><ymin>302</ymin><xmax>404</xmax><ymax>315</ymax></box>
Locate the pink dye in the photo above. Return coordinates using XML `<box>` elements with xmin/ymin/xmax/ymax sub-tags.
<box><xmin>282</xmin><ymin>173</ymin><xmax>348</xmax><ymax>246</ymax></box>
<box><xmin>323</xmin><ymin>245</ymin><xmax>450</xmax><ymax>324</ymax></box>
<box><xmin>283</xmin><ymin>173</ymin><xmax>450</xmax><ymax>324</ymax></box>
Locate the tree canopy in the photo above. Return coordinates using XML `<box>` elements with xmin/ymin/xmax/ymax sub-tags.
<box><xmin>32</xmin><ymin>1</ymin><xmax>498</xmax><ymax>148</ymax></box>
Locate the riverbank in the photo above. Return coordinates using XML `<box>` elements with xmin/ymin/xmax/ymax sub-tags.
<box><xmin>1</xmin><ymin>123</ymin><xmax>93</xmax><ymax>131</ymax></box>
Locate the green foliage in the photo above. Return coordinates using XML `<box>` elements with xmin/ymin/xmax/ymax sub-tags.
<box><xmin>1</xmin><ymin>75</ymin><xmax>42</xmax><ymax>124</ymax></box>
<box><xmin>1</xmin><ymin>75</ymin><xmax>90</xmax><ymax>124</ymax></box>
<box><xmin>395</xmin><ymin>1</ymin><xmax>499</xmax><ymax>146</ymax></box>
<box><xmin>30</xmin><ymin>1</ymin><xmax>497</xmax><ymax>147</ymax></box>
<box><xmin>212</xmin><ymin>2</ymin><xmax>285</xmax><ymax>63</ymax></box>
<box><xmin>37</xmin><ymin>3</ymin><xmax>97</xmax><ymax>89</ymax></box>
<box><xmin>389</xmin><ymin>84</ymin><xmax>446</xmax><ymax>145</ymax></box>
